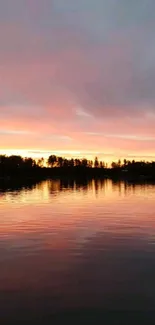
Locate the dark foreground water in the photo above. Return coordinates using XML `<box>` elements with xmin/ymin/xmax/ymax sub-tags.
<box><xmin>1</xmin><ymin>179</ymin><xmax>155</xmax><ymax>324</ymax></box>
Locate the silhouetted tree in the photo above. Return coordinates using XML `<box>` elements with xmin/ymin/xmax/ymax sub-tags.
<box><xmin>0</xmin><ymin>155</ymin><xmax>7</xmax><ymax>165</ymax></box>
<box><xmin>69</xmin><ymin>158</ymin><xmax>74</xmax><ymax>167</ymax></box>
<box><xmin>63</xmin><ymin>159</ymin><xmax>69</xmax><ymax>167</ymax></box>
<box><xmin>8</xmin><ymin>155</ymin><xmax>23</xmax><ymax>168</ymax></box>
<box><xmin>75</xmin><ymin>159</ymin><xmax>81</xmax><ymax>167</ymax></box>
<box><xmin>24</xmin><ymin>158</ymin><xmax>36</xmax><ymax>168</ymax></box>
<box><xmin>37</xmin><ymin>157</ymin><xmax>44</xmax><ymax>168</ymax></box>
<box><xmin>48</xmin><ymin>155</ymin><xmax>57</xmax><ymax>167</ymax></box>
<box><xmin>88</xmin><ymin>160</ymin><xmax>93</xmax><ymax>168</ymax></box>
<box><xmin>100</xmin><ymin>161</ymin><xmax>105</xmax><ymax>168</ymax></box>
<box><xmin>111</xmin><ymin>162</ymin><xmax>117</xmax><ymax>169</ymax></box>
<box><xmin>81</xmin><ymin>158</ymin><xmax>88</xmax><ymax>167</ymax></box>
<box><xmin>123</xmin><ymin>159</ymin><xmax>127</xmax><ymax>167</ymax></box>
<box><xmin>94</xmin><ymin>157</ymin><xmax>99</xmax><ymax>168</ymax></box>
<box><xmin>57</xmin><ymin>157</ymin><xmax>64</xmax><ymax>168</ymax></box>
<box><xmin>118</xmin><ymin>159</ymin><xmax>121</xmax><ymax>167</ymax></box>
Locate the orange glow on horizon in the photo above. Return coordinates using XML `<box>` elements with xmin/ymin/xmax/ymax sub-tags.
<box><xmin>0</xmin><ymin>148</ymin><xmax>155</xmax><ymax>166</ymax></box>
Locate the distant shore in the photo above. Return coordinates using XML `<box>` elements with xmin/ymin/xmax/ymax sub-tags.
<box><xmin>0</xmin><ymin>154</ymin><xmax>155</xmax><ymax>184</ymax></box>
<box><xmin>0</xmin><ymin>167</ymin><xmax>155</xmax><ymax>182</ymax></box>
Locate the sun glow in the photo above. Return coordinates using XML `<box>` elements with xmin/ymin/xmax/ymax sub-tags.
<box><xmin>1</xmin><ymin>148</ymin><xmax>155</xmax><ymax>170</ymax></box>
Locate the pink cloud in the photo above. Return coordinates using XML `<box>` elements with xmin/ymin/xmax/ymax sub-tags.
<box><xmin>0</xmin><ymin>2</ymin><xmax>155</xmax><ymax>160</ymax></box>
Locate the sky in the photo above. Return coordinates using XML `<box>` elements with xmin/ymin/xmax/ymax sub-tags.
<box><xmin>0</xmin><ymin>0</ymin><xmax>155</xmax><ymax>162</ymax></box>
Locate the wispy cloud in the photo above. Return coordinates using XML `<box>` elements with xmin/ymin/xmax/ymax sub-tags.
<box><xmin>0</xmin><ymin>129</ymin><xmax>33</xmax><ymax>135</ymax></box>
<box><xmin>86</xmin><ymin>132</ymin><xmax>155</xmax><ymax>142</ymax></box>
<box><xmin>75</xmin><ymin>107</ymin><xmax>94</xmax><ymax>119</ymax></box>
<box><xmin>45</xmin><ymin>134</ymin><xmax>73</xmax><ymax>141</ymax></box>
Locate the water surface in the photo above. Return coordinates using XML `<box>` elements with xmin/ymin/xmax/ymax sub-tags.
<box><xmin>1</xmin><ymin>179</ymin><xmax>155</xmax><ymax>324</ymax></box>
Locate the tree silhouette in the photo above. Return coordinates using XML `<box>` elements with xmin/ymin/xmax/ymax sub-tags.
<box><xmin>37</xmin><ymin>157</ymin><xmax>44</xmax><ymax>168</ymax></box>
<box><xmin>8</xmin><ymin>155</ymin><xmax>23</xmax><ymax>168</ymax></box>
<box><xmin>123</xmin><ymin>159</ymin><xmax>127</xmax><ymax>167</ymax></box>
<box><xmin>48</xmin><ymin>155</ymin><xmax>57</xmax><ymax>167</ymax></box>
<box><xmin>88</xmin><ymin>160</ymin><xmax>93</xmax><ymax>168</ymax></box>
<box><xmin>94</xmin><ymin>157</ymin><xmax>99</xmax><ymax>168</ymax></box>
<box><xmin>81</xmin><ymin>158</ymin><xmax>88</xmax><ymax>167</ymax></box>
<box><xmin>118</xmin><ymin>159</ymin><xmax>121</xmax><ymax>167</ymax></box>
<box><xmin>111</xmin><ymin>162</ymin><xmax>117</xmax><ymax>168</ymax></box>
<box><xmin>100</xmin><ymin>161</ymin><xmax>105</xmax><ymax>168</ymax></box>
<box><xmin>57</xmin><ymin>157</ymin><xmax>63</xmax><ymax>168</ymax></box>
<box><xmin>75</xmin><ymin>159</ymin><xmax>81</xmax><ymax>167</ymax></box>
<box><xmin>24</xmin><ymin>158</ymin><xmax>36</xmax><ymax>168</ymax></box>
<box><xmin>69</xmin><ymin>158</ymin><xmax>74</xmax><ymax>167</ymax></box>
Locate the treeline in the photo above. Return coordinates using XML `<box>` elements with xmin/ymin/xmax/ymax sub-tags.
<box><xmin>47</xmin><ymin>155</ymin><xmax>104</xmax><ymax>168</ymax></box>
<box><xmin>0</xmin><ymin>154</ymin><xmax>105</xmax><ymax>169</ymax></box>
<box><xmin>47</xmin><ymin>156</ymin><xmax>155</xmax><ymax>180</ymax></box>
<box><xmin>0</xmin><ymin>154</ymin><xmax>155</xmax><ymax>180</ymax></box>
<box><xmin>47</xmin><ymin>156</ymin><xmax>155</xmax><ymax>175</ymax></box>
<box><xmin>0</xmin><ymin>155</ymin><xmax>37</xmax><ymax>170</ymax></box>
<box><xmin>0</xmin><ymin>155</ymin><xmax>40</xmax><ymax>180</ymax></box>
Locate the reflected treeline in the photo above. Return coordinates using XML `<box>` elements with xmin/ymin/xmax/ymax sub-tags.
<box><xmin>0</xmin><ymin>177</ymin><xmax>155</xmax><ymax>195</ymax></box>
<box><xmin>48</xmin><ymin>178</ymin><xmax>107</xmax><ymax>194</ymax></box>
<box><xmin>0</xmin><ymin>178</ymin><xmax>43</xmax><ymax>193</ymax></box>
<box><xmin>48</xmin><ymin>178</ymin><xmax>155</xmax><ymax>197</ymax></box>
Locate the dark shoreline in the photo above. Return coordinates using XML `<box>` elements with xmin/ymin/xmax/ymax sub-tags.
<box><xmin>1</xmin><ymin>166</ymin><xmax>155</xmax><ymax>181</ymax></box>
<box><xmin>1</xmin><ymin>155</ymin><xmax>155</xmax><ymax>186</ymax></box>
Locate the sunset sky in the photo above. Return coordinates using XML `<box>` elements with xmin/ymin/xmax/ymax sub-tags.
<box><xmin>0</xmin><ymin>0</ymin><xmax>155</xmax><ymax>162</ymax></box>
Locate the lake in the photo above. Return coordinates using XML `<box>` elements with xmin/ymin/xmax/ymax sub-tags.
<box><xmin>1</xmin><ymin>179</ymin><xmax>155</xmax><ymax>324</ymax></box>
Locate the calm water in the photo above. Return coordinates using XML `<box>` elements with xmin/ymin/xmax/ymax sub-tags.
<box><xmin>1</xmin><ymin>179</ymin><xmax>155</xmax><ymax>324</ymax></box>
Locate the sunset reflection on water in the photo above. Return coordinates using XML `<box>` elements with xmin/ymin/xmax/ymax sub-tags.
<box><xmin>1</xmin><ymin>179</ymin><xmax>155</xmax><ymax>323</ymax></box>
